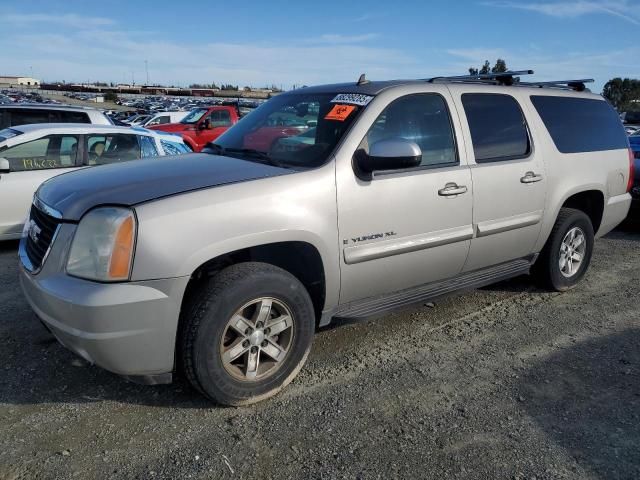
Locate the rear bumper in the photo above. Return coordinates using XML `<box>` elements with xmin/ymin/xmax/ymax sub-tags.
<box><xmin>597</xmin><ymin>193</ymin><xmax>632</xmax><ymax>237</ymax></box>
<box><xmin>20</xmin><ymin>263</ymin><xmax>190</xmax><ymax>379</ymax></box>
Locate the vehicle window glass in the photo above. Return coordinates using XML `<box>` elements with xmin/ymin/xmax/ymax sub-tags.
<box><xmin>530</xmin><ymin>96</ymin><xmax>628</xmax><ymax>153</ymax></box>
<box><xmin>0</xmin><ymin>128</ymin><xmax>22</xmax><ymax>142</ymax></box>
<box><xmin>214</xmin><ymin>92</ymin><xmax>367</xmax><ymax>169</ymax></box>
<box><xmin>139</xmin><ymin>135</ymin><xmax>159</xmax><ymax>157</ymax></box>
<box><xmin>2</xmin><ymin>135</ymin><xmax>78</xmax><ymax>171</ymax></box>
<box><xmin>160</xmin><ymin>139</ymin><xmax>190</xmax><ymax>155</ymax></box>
<box><xmin>9</xmin><ymin>109</ymin><xmax>50</xmax><ymax>127</ymax></box>
<box><xmin>359</xmin><ymin>93</ymin><xmax>457</xmax><ymax>168</ymax></box>
<box><xmin>58</xmin><ymin>111</ymin><xmax>91</xmax><ymax>124</ymax></box>
<box><xmin>462</xmin><ymin>93</ymin><xmax>530</xmax><ymax>163</ymax></box>
<box><xmin>211</xmin><ymin>110</ymin><xmax>232</xmax><ymax>127</ymax></box>
<box><xmin>0</xmin><ymin>110</ymin><xmax>6</xmax><ymax>129</ymax></box>
<box><xmin>181</xmin><ymin>108</ymin><xmax>207</xmax><ymax>124</ymax></box>
<box><xmin>86</xmin><ymin>133</ymin><xmax>140</xmax><ymax>165</ymax></box>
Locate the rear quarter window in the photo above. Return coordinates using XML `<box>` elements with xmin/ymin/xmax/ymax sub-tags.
<box><xmin>530</xmin><ymin>96</ymin><xmax>628</xmax><ymax>153</ymax></box>
<box><xmin>57</xmin><ymin>111</ymin><xmax>91</xmax><ymax>123</ymax></box>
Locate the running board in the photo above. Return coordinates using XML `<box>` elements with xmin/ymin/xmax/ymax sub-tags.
<box><xmin>334</xmin><ymin>258</ymin><xmax>534</xmax><ymax>321</ymax></box>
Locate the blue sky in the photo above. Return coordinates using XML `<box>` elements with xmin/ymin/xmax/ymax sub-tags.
<box><xmin>1</xmin><ymin>0</ymin><xmax>639</xmax><ymax>92</ymax></box>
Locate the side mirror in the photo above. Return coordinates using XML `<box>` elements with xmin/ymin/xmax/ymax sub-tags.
<box><xmin>0</xmin><ymin>158</ymin><xmax>10</xmax><ymax>174</ymax></box>
<box><xmin>354</xmin><ymin>138</ymin><xmax>422</xmax><ymax>180</ymax></box>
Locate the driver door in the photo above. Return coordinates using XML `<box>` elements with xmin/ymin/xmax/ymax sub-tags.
<box><xmin>336</xmin><ymin>90</ymin><xmax>474</xmax><ymax>303</ymax></box>
<box><xmin>195</xmin><ymin>110</ymin><xmax>232</xmax><ymax>148</ymax></box>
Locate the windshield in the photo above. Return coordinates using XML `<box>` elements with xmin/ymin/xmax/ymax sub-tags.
<box><xmin>181</xmin><ymin>108</ymin><xmax>208</xmax><ymax>124</ymax></box>
<box><xmin>210</xmin><ymin>92</ymin><xmax>369</xmax><ymax>168</ymax></box>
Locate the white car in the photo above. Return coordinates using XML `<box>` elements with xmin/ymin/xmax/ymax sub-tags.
<box><xmin>0</xmin><ymin>124</ymin><xmax>191</xmax><ymax>240</ymax></box>
<box><xmin>142</xmin><ymin>111</ymin><xmax>188</xmax><ymax>127</ymax></box>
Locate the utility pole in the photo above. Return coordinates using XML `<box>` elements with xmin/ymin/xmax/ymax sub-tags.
<box><xmin>145</xmin><ymin>60</ymin><xmax>149</xmax><ymax>85</ymax></box>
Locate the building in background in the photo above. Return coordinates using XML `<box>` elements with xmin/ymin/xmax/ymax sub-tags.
<box><xmin>0</xmin><ymin>76</ymin><xmax>41</xmax><ymax>87</ymax></box>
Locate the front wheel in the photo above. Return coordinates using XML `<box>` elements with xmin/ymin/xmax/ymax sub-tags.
<box><xmin>179</xmin><ymin>262</ymin><xmax>315</xmax><ymax>406</ymax></box>
<box><xmin>533</xmin><ymin>208</ymin><xmax>594</xmax><ymax>291</ymax></box>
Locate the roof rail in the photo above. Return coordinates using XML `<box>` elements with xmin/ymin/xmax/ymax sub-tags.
<box><xmin>428</xmin><ymin>70</ymin><xmax>534</xmax><ymax>86</ymax></box>
<box><xmin>519</xmin><ymin>79</ymin><xmax>594</xmax><ymax>92</ymax></box>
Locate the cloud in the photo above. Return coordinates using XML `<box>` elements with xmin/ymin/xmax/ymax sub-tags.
<box><xmin>483</xmin><ymin>1</ymin><xmax>640</xmax><ymax>25</ymax></box>
<box><xmin>305</xmin><ymin>33</ymin><xmax>380</xmax><ymax>44</ymax></box>
<box><xmin>0</xmin><ymin>13</ymin><xmax>115</xmax><ymax>28</ymax></box>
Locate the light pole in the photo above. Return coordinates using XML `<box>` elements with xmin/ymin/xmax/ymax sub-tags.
<box><xmin>145</xmin><ymin>60</ymin><xmax>149</xmax><ymax>86</ymax></box>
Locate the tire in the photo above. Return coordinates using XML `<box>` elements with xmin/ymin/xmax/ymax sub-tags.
<box><xmin>179</xmin><ymin>262</ymin><xmax>315</xmax><ymax>406</ymax></box>
<box><xmin>533</xmin><ymin>208</ymin><xmax>594</xmax><ymax>291</ymax></box>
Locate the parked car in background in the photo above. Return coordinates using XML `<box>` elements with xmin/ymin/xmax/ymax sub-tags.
<box><xmin>0</xmin><ymin>124</ymin><xmax>190</xmax><ymax>240</ymax></box>
<box><xmin>624</xmin><ymin>125</ymin><xmax>640</xmax><ymax>136</ymax></box>
<box><xmin>148</xmin><ymin>105</ymin><xmax>240</xmax><ymax>151</ymax></box>
<box><xmin>629</xmin><ymin>132</ymin><xmax>640</xmax><ymax>219</ymax></box>
<box><xmin>142</xmin><ymin>111</ymin><xmax>188</xmax><ymax>127</ymax></box>
<box><xmin>0</xmin><ymin>105</ymin><xmax>113</xmax><ymax>129</ymax></box>
<box><xmin>18</xmin><ymin>72</ymin><xmax>633</xmax><ymax>405</ymax></box>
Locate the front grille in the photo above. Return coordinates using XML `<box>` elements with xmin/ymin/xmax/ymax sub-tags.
<box><xmin>24</xmin><ymin>204</ymin><xmax>61</xmax><ymax>271</ymax></box>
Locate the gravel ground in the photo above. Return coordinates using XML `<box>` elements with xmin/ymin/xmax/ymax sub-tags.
<box><xmin>1</xmin><ymin>225</ymin><xmax>639</xmax><ymax>480</ymax></box>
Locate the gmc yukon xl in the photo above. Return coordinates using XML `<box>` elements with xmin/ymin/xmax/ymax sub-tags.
<box><xmin>19</xmin><ymin>71</ymin><xmax>634</xmax><ymax>405</ymax></box>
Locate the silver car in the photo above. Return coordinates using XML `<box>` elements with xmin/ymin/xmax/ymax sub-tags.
<box><xmin>19</xmin><ymin>72</ymin><xmax>633</xmax><ymax>405</ymax></box>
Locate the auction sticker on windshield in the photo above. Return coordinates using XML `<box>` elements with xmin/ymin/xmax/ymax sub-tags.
<box><xmin>325</xmin><ymin>104</ymin><xmax>356</xmax><ymax>121</ymax></box>
<box><xmin>331</xmin><ymin>94</ymin><xmax>373</xmax><ymax>106</ymax></box>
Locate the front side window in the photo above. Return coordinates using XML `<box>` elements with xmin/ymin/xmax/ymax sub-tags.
<box><xmin>212</xmin><ymin>92</ymin><xmax>368</xmax><ymax>169</ymax></box>
<box><xmin>210</xmin><ymin>110</ymin><xmax>232</xmax><ymax>127</ymax></box>
<box><xmin>86</xmin><ymin>133</ymin><xmax>141</xmax><ymax>165</ymax></box>
<box><xmin>359</xmin><ymin>93</ymin><xmax>458</xmax><ymax>168</ymax></box>
<box><xmin>462</xmin><ymin>93</ymin><xmax>530</xmax><ymax>163</ymax></box>
<box><xmin>1</xmin><ymin>135</ymin><xmax>78</xmax><ymax>171</ymax></box>
<box><xmin>139</xmin><ymin>135</ymin><xmax>159</xmax><ymax>157</ymax></box>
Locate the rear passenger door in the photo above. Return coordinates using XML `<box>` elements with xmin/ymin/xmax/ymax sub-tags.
<box><xmin>452</xmin><ymin>91</ymin><xmax>547</xmax><ymax>272</ymax></box>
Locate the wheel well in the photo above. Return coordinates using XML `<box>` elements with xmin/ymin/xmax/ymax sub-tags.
<box><xmin>561</xmin><ymin>190</ymin><xmax>604</xmax><ymax>232</ymax></box>
<box><xmin>182</xmin><ymin>242</ymin><xmax>326</xmax><ymax>323</ymax></box>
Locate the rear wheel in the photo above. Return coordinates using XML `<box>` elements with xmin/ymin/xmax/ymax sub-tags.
<box><xmin>533</xmin><ymin>208</ymin><xmax>594</xmax><ymax>291</ymax></box>
<box><xmin>180</xmin><ymin>262</ymin><xmax>315</xmax><ymax>405</ymax></box>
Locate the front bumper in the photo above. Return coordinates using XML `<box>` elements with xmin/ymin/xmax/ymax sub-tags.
<box><xmin>19</xmin><ymin>224</ymin><xmax>190</xmax><ymax>381</ymax></box>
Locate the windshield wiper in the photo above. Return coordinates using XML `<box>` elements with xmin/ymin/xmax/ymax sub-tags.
<box><xmin>223</xmin><ymin>148</ymin><xmax>283</xmax><ymax>167</ymax></box>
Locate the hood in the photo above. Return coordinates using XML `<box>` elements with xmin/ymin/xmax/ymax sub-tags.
<box><xmin>36</xmin><ymin>153</ymin><xmax>291</xmax><ymax>220</ymax></box>
<box><xmin>149</xmin><ymin>123</ymin><xmax>190</xmax><ymax>133</ymax></box>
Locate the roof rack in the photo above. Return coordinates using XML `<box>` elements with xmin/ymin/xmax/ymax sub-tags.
<box><xmin>519</xmin><ymin>79</ymin><xmax>594</xmax><ymax>92</ymax></box>
<box><xmin>428</xmin><ymin>70</ymin><xmax>534</xmax><ymax>86</ymax></box>
<box><xmin>428</xmin><ymin>70</ymin><xmax>594</xmax><ymax>92</ymax></box>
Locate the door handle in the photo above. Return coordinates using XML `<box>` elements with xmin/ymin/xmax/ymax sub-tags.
<box><xmin>520</xmin><ymin>171</ymin><xmax>543</xmax><ymax>184</ymax></box>
<box><xmin>438</xmin><ymin>183</ymin><xmax>468</xmax><ymax>197</ymax></box>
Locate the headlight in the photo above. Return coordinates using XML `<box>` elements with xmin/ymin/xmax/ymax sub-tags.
<box><xmin>67</xmin><ymin>207</ymin><xmax>136</xmax><ymax>282</ymax></box>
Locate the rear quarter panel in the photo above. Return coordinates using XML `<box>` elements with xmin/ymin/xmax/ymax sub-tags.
<box><xmin>521</xmin><ymin>92</ymin><xmax>631</xmax><ymax>251</ymax></box>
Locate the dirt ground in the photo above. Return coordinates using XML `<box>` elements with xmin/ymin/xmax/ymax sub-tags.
<box><xmin>0</xmin><ymin>225</ymin><xmax>638</xmax><ymax>480</ymax></box>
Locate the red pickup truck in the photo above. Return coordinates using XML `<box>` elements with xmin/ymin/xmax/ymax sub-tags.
<box><xmin>148</xmin><ymin>106</ymin><xmax>240</xmax><ymax>152</ymax></box>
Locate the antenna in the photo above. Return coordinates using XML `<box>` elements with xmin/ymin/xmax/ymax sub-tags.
<box><xmin>357</xmin><ymin>73</ymin><xmax>370</xmax><ymax>86</ymax></box>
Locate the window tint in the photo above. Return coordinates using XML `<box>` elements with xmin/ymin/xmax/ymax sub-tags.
<box><xmin>139</xmin><ymin>135</ymin><xmax>159</xmax><ymax>157</ymax></box>
<box><xmin>57</xmin><ymin>111</ymin><xmax>90</xmax><ymax>123</ymax></box>
<box><xmin>160</xmin><ymin>139</ymin><xmax>190</xmax><ymax>155</ymax></box>
<box><xmin>530</xmin><ymin>96</ymin><xmax>628</xmax><ymax>153</ymax></box>
<box><xmin>462</xmin><ymin>94</ymin><xmax>530</xmax><ymax>163</ymax></box>
<box><xmin>210</xmin><ymin>110</ymin><xmax>232</xmax><ymax>127</ymax></box>
<box><xmin>360</xmin><ymin>93</ymin><xmax>457</xmax><ymax>168</ymax></box>
<box><xmin>10</xmin><ymin>109</ymin><xmax>50</xmax><ymax>127</ymax></box>
<box><xmin>86</xmin><ymin>133</ymin><xmax>140</xmax><ymax>165</ymax></box>
<box><xmin>2</xmin><ymin>135</ymin><xmax>78</xmax><ymax>171</ymax></box>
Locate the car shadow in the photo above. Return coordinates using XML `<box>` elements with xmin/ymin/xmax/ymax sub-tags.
<box><xmin>516</xmin><ymin>328</ymin><xmax>640</xmax><ymax>479</ymax></box>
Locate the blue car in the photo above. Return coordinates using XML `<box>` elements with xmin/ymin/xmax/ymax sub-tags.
<box><xmin>629</xmin><ymin>133</ymin><xmax>640</xmax><ymax>218</ymax></box>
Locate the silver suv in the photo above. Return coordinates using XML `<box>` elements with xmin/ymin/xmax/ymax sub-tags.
<box><xmin>19</xmin><ymin>71</ymin><xmax>634</xmax><ymax>405</ymax></box>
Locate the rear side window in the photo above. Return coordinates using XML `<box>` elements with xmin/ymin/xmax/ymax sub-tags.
<box><xmin>462</xmin><ymin>94</ymin><xmax>530</xmax><ymax>163</ymax></box>
<box><xmin>57</xmin><ymin>111</ymin><xmax>91</xmax><ymax>124</ymax></box>
<box><xmin>9</xmin><ymin>109</ymin><xmax>50</xmax><ymax>127</ymax></box>
<box><xmin>1</xmin><ymin>135</ymin><xmax>78</xmax><ymax>171</ymax></box>
<box><xmin>530</xmin><ymin>96</ymin><xmax>628</xmax><ymax>153</ymax></box>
